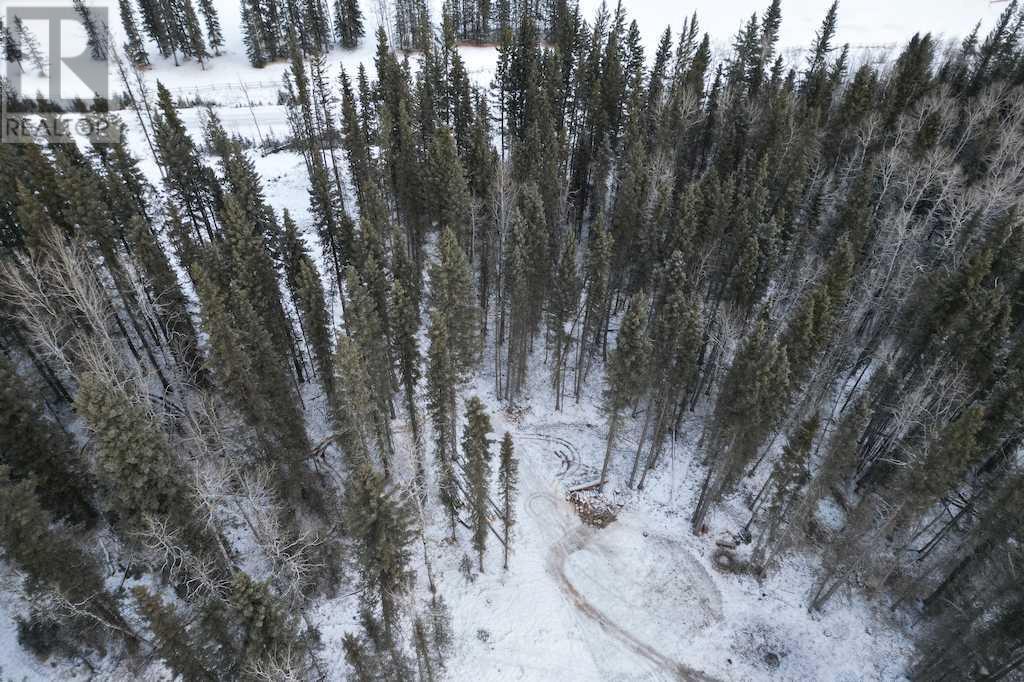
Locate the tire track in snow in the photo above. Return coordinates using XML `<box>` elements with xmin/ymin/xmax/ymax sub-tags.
<box><xmin>525</xmin><ymin>488</ymin><xmax>720</xmax><ymax>681</ymax></box>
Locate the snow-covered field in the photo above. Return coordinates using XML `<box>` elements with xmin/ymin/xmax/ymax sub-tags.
<box><xmin>1</xmin><ymin>0</ymin><xmax>1001</xmax><ymax>679</ymax></box>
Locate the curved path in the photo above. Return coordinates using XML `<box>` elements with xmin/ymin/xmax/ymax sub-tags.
<box><xmin>525</xmin><ymin>473</ymin><xmax>722</xmax><ymax>682</ymax></box>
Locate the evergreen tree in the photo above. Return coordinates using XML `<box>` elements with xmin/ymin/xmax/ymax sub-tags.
<box><xmin>391</xmin><ymin>277</ymin><xmax>425</xmax><ymax>488</ymax></box>
<box><xmin>129</xmin><ymin>215</ymin><xmax>205</xmax><ymax>385</ymax></box>
<box><xmin>281</xmin><ymin>211</ymin><xmax>335</xmax><ymax>407</ymax></box>
<box><xmin>228</xmin><ymin>572</ymin><xmax>309</xmax><ymax>673</ymax></box>
<box><xmin>303</xmin><ymin>0</ymin><xmax>332</xmax><ymax>52</ymax></box>
<box><xmin>118</xmin><ymin>0</ymin><xmax>150</xmax><ymax>66</ymax></box>
<box><xmin>72</xmin><ymin>0</ymin><xmax>107</xmax><ymax>60</ymax></box>
<box><xmin>345</xmin><ymin>463</ymin><xmax>415</xmax><ymax>642</ymax></box>
<box><xmin>498</xmin><ymin>432</ymin><xmax>518</xmax><ymax>569</ymax></box>
<box><xmin>334</xmin><ymin>0</ymin><xmax>364</xmax><ymax>48</ymax></box>
<box><xmin>138</xmin><ymin>0</ymin><xmax>174</xmax><ymax>58</ymax></box>
<box><xmin>333</xmin><ymin>333</ymin><xmax>384</xmax><ymax>470</ymax></box>
<box><xmin>751</xmin><ymin>414</ymin><xmax>819</xmax><ymax>568</ymax></box>
<box><xmin>574</xmin><ymin>220</ymin><xmax>611</xmax><ymax>401</ymax></box>
<box><xmin>499</xmin><ymin>204</ymin><xmax>532</xmax><ymax>403</ymax></box>
<box><xmin>0</xmin><ymin>357</ymin><xmax>94</xmax><ymax>524</ymax></box>
<box><xmin>241</xmin><ymin>0</ymin><xmax>267</xmax><ymax>67</ymax></box>
<box><xmin>430</xmin><ymin>227</ymin><xmax>480</xmax><ymax>379</ymax></box>
<box><xmin>462</xmin><ymin>396</ymin><xmax>492</xmax><ymax>571</ymax></box>
<box><xmin>632</xmin><ymin>252</ymin><xmax>701</xmax><ymax>490</ymax></box>
<box><xmin>195</xmin><ymin>265</ymin><xmax>313</xmax><ymax>506</ymax></box>
<box><xmin>153</xmin><ymin>81</ymin><xmax>222</xmax><ymax>241</ymax></box>
<box><xmin>801</xmin><ymin>0</ymin><xmax>839</xmax><ymax>110</ymax></box>
<box><xmin>0</xmin><ymin>469</ymin><xmax>126</xmax><ymax>645</ymax></box>
<box><xmin>197</xmin><ymin>0</ymin><xmax>224</xmax><ymax>54</ymax></box>
<box><xmin>74</xmin><ymin>371</ymin><xmax>185</xmax><ymax>527</ymax></box>
<box><xmin>427</xmin><ymin>307</ymin><xmax>461</xmax><ymax>539</ymax></box>
<box><xmin>13</xmin><ymin>17</ymin><xmax>47</xmax><ymax>75</ymax></box>
<box><xmin>547</xmin><ymin>230</ymin><xmax>580</xmax><ymax>411</ymax></box>
<box><xmin>345</xmin><ymin>265</ymin><xmax>396</xmax><ymax>469</ymax></box>
<box><xmin>2</xmin><ymin>19</ymin><xmax>23</xmax><ymax>71</ymax></box>
<box><xmin>179</xmin><ymin>0</ymin><xmax>209</xmax><ymax>66</ymax></box>
<box><xmin>599</xmin><ymin>294</ymin><xmax>650</xmax><ymax>491</ymax></box>
<box><xmin>692</xmin><ymin>318</ymin><xmax>790</xmax><ymax>532</ymax></box>
<box><xmin>428</xmin><ymin>127</ymin><xmax>473</xmax><ymax>247</ymax></box>
<box><xmin>133</xmin><ymin>587</ymin><xmax>218</xmax><ymax>680</ymax></box>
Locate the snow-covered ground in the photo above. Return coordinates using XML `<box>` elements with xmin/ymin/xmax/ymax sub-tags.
<box><xmin>1</xmin><ymin>0</ymin><xmax>998</xmax><ymax>679</ymax></box>
<box><xmin>397</xmin><ymin>354</ymin><xmax>913</xmax><ymax>681</ymax></box>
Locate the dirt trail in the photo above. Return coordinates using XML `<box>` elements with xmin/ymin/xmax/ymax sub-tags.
<box><xmin>525</xmin><ymin>490</ymin><xmax>721</xmax><ymax>682</ymax></box>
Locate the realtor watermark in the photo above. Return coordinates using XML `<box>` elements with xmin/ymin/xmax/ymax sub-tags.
<box><xmin>2</xmin><ymin>2</ymin><xmax>120</xmax><ymax>143</ymax></box>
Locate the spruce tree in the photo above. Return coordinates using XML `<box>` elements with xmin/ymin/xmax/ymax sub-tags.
<box><xmin>427</xmin><ymin>307</ymin><xmax>460</xmax><ymax>538</ymax></box>
<box><xmin>501</xmin><ymin>204</ymin><xmax>531</xmax><ymax>402</ymax></box>
<box><xmin>118</xmin><ymin>0</ymin><xmax>150</xmax><ymax>66</ymax></box>
<box><xmin>334</xmin><ymin>0</ymin><xmax>365</xmax><ymax>48</ymax></box>
<box><xmin>241</xmin><ymin>0</ymin><xmax>266</xmax><ymax>67</ymax></box>
<box><xmin>72</xmin><ymin>0</ymin><xmax>107</xmax><ymax>60</ymax></box>
<box><xmin>428</xmin><ymin>127</ymin><xmax>473</xmax><ymax>247</ymax></box>
<box><xmin>430</xmin><ymin>227</ymin><xmax>480</xmax><ymax>380</ymax></box>
<box><xmin>599</xmin><ymin>294</ymin><xmax>650</xmax><ymax>491</ymax></box>
<box><xmin>153</xmin><ymin>81</ymin><xmax>221</xmax><ymax>241</ymax></box>
<box><xmin>138</xmin><ymin>0</ymin><xmax>174</xmax><ymax>58</ymax></box>
<box><xmin>345</xmin><ymin>463</ymin><xmax>415</xmax><ymax>642</ymax></box>
<box><xmin>342</xmin><ymin>631</ymin><xmax>378</xmax><ymax>681</ymax></box>
<box><xmin>344</xmin><ymin>265</ymin><xmax>396</xmax><ymax>467</ymax></box>
<box><xmin>0</xmin><ymin>469</ymin><xmax>126</xmax><ymax>642</ymax></box>
<box><xmin>752</xmin><ymin>414</ymin><xmax>819</xmax><ymax>568</ymax></box>
<box><xmin>333</xmin><ymin>333</ymin><xmax>383</xmax><ymax>469</ymax></box>
<box><xmin>133</xmin><ymin>587</ymin><xmax>217</xmax><ymax>680</ymax></box>
<box><xmin>74</xmin><ymin>370</ymin><xmax>185</xmax><ymax>526</ymax></box>
<box><xmin>692</xmin><ymin>318</ymin><xmax>790</xmax><ymax>532</ymax></box>
<box><xmin>180</xmin><ymin>0</ymin><xmax>209</xmax><ymax>66</ymax></box>
<box><xmin>801</xmin><ymin>0</ymin><xmax>839</xmax><ymax>110</ymax></box>
<box><xmin>462</xmin><ymin>396</ymin><xmax>493</xmax><ymax>571</ymax></box>
<box><xmin>498</xmin><ymin>432</ymin><xmax>518</xmax><ymax>569</ymax></box>
<box><xmin>2</xmin><ymin>19</ymin><xmax>23</xmax><ymax>72</ymax></box>
<box><xmin>303</xmin><ymin>0</ymin><xmax>332</xmax><ymax>52</ymax></box>
<box><xmin>195</xmin><ymin>266</ymin><xmax>312</xmax><ymax>506</ymax></box>
<box><xmin>197</xmin><ymin>0</ymin><xmax>224</xmax><ymax>54</ymax></box>
<box><xmin>0</xmin><ymin>357</ymin><xmax>94</xmax><ymax>524</ymax></box>
<box><xmin>391</xmin><ymin>277</ymin><xmax>425</xmax><ymax>486</ymax></box>
<box><xmin>547</xmin><ymin>231</ymin><xmax>580</xmax><ymax>411</ymax></box>
<box><xmin>281</xmin><ymin>211</ymin><xmax>335</xmax><ymax>407</ymax></box>
<box><xmin>574</xmin><ymin>220</ymin><xmax>611</xmax><ymax>401</ymax></box>
<box><xmin>12</xmin><ymin>17</ymin><xmax>47</xmax><ymax>75</ymax></box>
<box><xmin>129</xmin><ymin>215</ymin><xmax>205</xmax><ymax>385</ymax></box>
<box><xmin>228</xmin><ymin>571</ymin><xmax>308</xmax><ymax>673</ymax></box>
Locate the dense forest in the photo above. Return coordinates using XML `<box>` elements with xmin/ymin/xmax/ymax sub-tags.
<box><xmin>1</xmin><ymin>0</ymin><xmax>1024</xmax><ymax>679</ymax></box>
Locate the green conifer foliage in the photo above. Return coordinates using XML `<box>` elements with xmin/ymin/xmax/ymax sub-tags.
<box><xmin>599</xmin><ymin>294</ymin><xmax>650</xmax><ymax>490</ymax></box>
<box><xmin>132</xmin><ymin>586</ymin><xmax>217</xmax><ymax>680</ymax></box>
<box><xmin>74</xmin><ymin>371</ymin><xmax>184</xmax><ymax>524</ymax></box>
<box><xmin>345</xmin><ymin>463</ymin><xmax>414</xmax><ymax>641</ymax></box>
<box><xmin>228</xmin><ymin>572</ymin><xmax>308</xmax><ymax>672</ymax></box>
<box><xmin>0</xmin><ymin>468</ymin><xmax>126</xmax><ymax>642</ymax></box>
<box><xmin>428</xmin><ymin>129</ymin><xmax>473</xmax><ymax>247</ymax></box>
<box><xmin>427</xmin><ymin>307</ymin><xmax>461</xmax><ymax>538</ymax></box>
<box><xmin>118</xmin><ymin>0</ymin><xmax>150</xmax><ymax>66</ymax></box>
<box><xmin>197</xmin><ymin>0</ymin><xmax>224</xmax><ymax>54</ymax></box>
<box><xmin>334</xmin><ymin>0</ymin><xmax>365</xmax><ymax>48</ymax></box>
<box><xmin>498</xmin><ymin>432</ymin><xmax>518</xmax><ymax>569</ymax></box>
<box><xmin>462</xmin><ymin>396</ymin><xmax>493</xmax><ymax>570</ymax></box>
<box><xmin>430</xmin><ymin>227</ymin><xmax>480</xmax><ymax>379</ymax></box>
<box><xmin>280</xmin><ymin>212</ymin><xmax>333</xmax><ymax>390</ymax></box>
<box><xmin>0</xmin><ymin>357</ymin><xmax>94</xmax><ymax>523</ymax></box>
<box><xmin>548</xmin><ymin>230</ymin><xmax>581</xmax><ymax>411</ymax></box>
